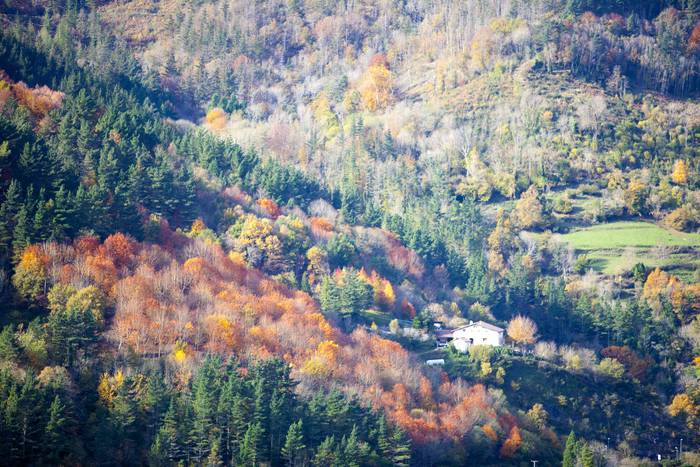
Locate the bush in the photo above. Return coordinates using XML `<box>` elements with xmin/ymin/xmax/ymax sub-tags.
<box><xmin>560</xmin><ymin>346</ymin><xmax>597</xmax><ymax>371</ymax></box>
<box><xmin>553</xmin><ymin>196</ymin><xmax>574</xmax><ymax>214</ymax></box>
<box><xmin>598</xmin><ymin>358</ymin><xmax>625</xmax><ymax>378</ymax></box>
<box><xmin>534</xmin><ymin>341</ymin><xmax>558</xmax><ymax>361</ymax></box>
<box><xmin>578</xmin><ymin>184</ymin><xmax>600</xmax><ymax>196</ymax></box>
<box><xmin>663</xmin><ymin>205</ymin><xmax>698</xmax><ymax>232</ymax></box>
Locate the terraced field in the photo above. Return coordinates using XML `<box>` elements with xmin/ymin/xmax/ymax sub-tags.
<box><xmin>555</xmin><ymin>221</ymin><xmax>700</xmax><ymax>279</ymax></box>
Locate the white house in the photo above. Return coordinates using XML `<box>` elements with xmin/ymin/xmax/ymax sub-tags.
<box><xmin>449</xmin><ymin>321</ymin><xmax>505</xmax><ymax>353</ymax></box>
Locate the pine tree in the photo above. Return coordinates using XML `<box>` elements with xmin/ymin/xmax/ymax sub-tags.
<box><xmin>579</xmin><ymin>443</ymin><xmax>594</xmax><ymax>467</ymax></box>
<box><xmin>281</xmin><ymin>420</ymin><xmax>305</xmax><ymax>467</ymax></box>
<box><xmin>0</xmin><ymin>180</ymin><xmax>21</xmax><ymax>262</ymax></box>
<box><xmin>376</xmin><ymin>416</ymin><xmax>391</xmax><ymax>457</ymax></box>
<box><xmin>190</xmin><ymin>355</ymin><xmax>222</xmax><ymax>462</ymax></box>
<box><xmin>157</xmin><ymin>398</ymin><xmax>183</xmax><ymax>463</ymax></box>
<box><xmin>389</xmin><ymin>426</ymin><xmax>411</xmax><ymax>467</ymax></box>
<box><xmin>205</xmin><ymin>438</ymin><xmax>224</xmax><ymax>467</ymax></box>
<box><xmin>43</xmin><ymin>395</ymin><xmax>67</xmax><ymax>464</ymax></box>
<box><xmin>0</xmin><ymin>325</ymin><xmax>18</xmax><ymax>361</ymax></box>
<box><xmin>49</xmin><ymin>185</ymin><xmax>72</xmax><ymax>240</ymax></box>
<box><xmin>218</xmin><ymin>375</ymin><xmax>248</xmax><ymax>464</ymax></box>
<box><xmin>240</xmin><ymin>422</ymin><xmax>263</xmax><ymax>466</ymax></box>
<box><xmin>32</xmin><ymin>193</ymin><xmax>49</xmax><ymax>242</ymax></box>
<box><xmin>562</xmin><ymin>430</ymin><xmax>577</xmax><ymax>467</ymax></box>
<box><xmin>12</xmin><ymin>203</ymin><xmax>33</xmax><ymax>264</ymax></box>
<box><xmin>97</xmin><ymin>148</ymin><xmax>119</xmax><ymax>192</ymax></box>
<box><xmin>312</xmin><ymin>435</ymin><xmax>337</xmax><ymax>467</ymax></box>
<box><xmin>342</xmin><ymin>425</ymin><xmax>361</xmax><ymax>467</ymax></box>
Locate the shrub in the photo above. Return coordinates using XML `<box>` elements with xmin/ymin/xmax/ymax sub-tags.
<box><xmin>598</xmin><ymin>358</ymin><xmax>625</xmax><ymax>378</ymax></box>
<box><xmin>534</xmin><ymin>341</ymin><xmax>558</xmax><ymax>361</ymax></box>
<box><xmin>553</xmin><ymin>196</ymin><xmax>574</xmax><ymax>214</ymax></box>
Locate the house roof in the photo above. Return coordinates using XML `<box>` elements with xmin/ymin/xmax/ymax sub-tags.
<box><xmin>454</xmin><ymin>321</ymin><xmax>504</xmax><ymax>333</ymax></box>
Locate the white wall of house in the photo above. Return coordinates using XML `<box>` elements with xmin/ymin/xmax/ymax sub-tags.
<box><xmin>453</xmin><ymin>338</ymin><xmax>471</xmax><ymax>353</ymax></box>
<box><xmin>452</xmin><ymin>325</ymin><xmax>504</xmax><ymax>349</ymax></box>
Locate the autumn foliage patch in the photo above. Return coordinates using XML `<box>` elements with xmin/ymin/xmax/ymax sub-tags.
<box><xmin>23</xmin><ymin>233</ymin><xmax>522</xmax><ymax>452</ymax></box>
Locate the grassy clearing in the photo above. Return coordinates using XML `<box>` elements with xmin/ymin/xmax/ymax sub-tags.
<box><xmin>358</xmin><ymin>309</ymin><xmax>393</xmax><ymax>327</ymax></box>
<box><xmin>553</xmin><ymin>221</ymin><xmax>700</xmax><ymax>278</ymax></box>
<box><xmin>560</xmin><ymin>221</ymin><xmax>700</xmax><ymax>249</ymax></box>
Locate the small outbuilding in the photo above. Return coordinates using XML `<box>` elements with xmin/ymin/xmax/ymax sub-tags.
<box><xmin>426</xmin><ymin>359</ymin><xmax>445</xmax><ymax>366</ymax></box>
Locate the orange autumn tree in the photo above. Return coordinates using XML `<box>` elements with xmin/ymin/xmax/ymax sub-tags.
<box><xmin>257</xmin><ymin>198</ymin><xmax>281</xmax><ymax>218</ymax></box>
<box><xmin>500</xmin><ymin>425</ymin><xmax>522</xmax><ymax>458</ymax></box>
<box><xmin>641</xmin><ymin>267</ymin><xmax>700</xmax><ymax>317</ymax></box>
<box><xmin>358</xmin><ymin>268</ymin><xmax>396</xmax><ymax>310</ymax></box>
<box><xmin>600</xmin><ymin>346</ymin><xmax>650</xmax><ymax>380</ymax></box>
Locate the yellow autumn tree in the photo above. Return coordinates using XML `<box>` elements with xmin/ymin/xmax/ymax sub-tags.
<box><xmin>668</xmin><ymin>393</ymin><xmax>699</xmax><ymax>429</ymax></box>
<box><xmin>624</xmin><ymin>178</ymin><xmax>648</xmax><ymax>215</ymax></box>
<box><xmin>172</xmin><ymin>341</ymin><xmax>189</xmax><ymax>364</ymax></box>
<box><xmin>457</xmin><ymin>149</ymin><xmax>493</xmax><ymax>201</ymax></box>
<box><xmin>359</xmin><ymin>55</ymin><xmax>392</xmax><ymax>112</ymax></box>
<box><xmin>507</xmin><ymin>315</ymin><xmax>538</xmax><ymax>346</ymax></box>
<box><xmin>311</xmin><ymin>92</ymin><xmax>339</xmax><ymax>139</ymax></box>
<box><xmin>12</xmin><ymin>245</ymin><xmax>48</xmax><ymax>302</ymax></box>
<box><xmin>514</xmin><ymin>185</ymin><xmax>546</xmax><ymax>230</ymax></box>
<box><xmin>305</xmin><ymin>246</ymin><xmax>329</xmax><ymax>287</ymax></box>
<box><xmin>205</xmin><ymin>107</ymin><xmax>228</xmax><ymax>131</ymax></box>
<box><xmin>236</xmin><ymin>214</ymin><xmax>284</xmax><ymax>271</ymax></box>
<box><xmin>642</xmin><ymin>267</ymin><xmax>684</xmax><ymax>314</ymax></box>
<box><xmin>377</xmin><ymin>279</ymin><xmax>396</xmax><ymax>309</ymax></box>
<box><xmin>190</xmin><ymin>218</ymin><xmax>207</xmax><ymax>235</ymax></box>
<box><xmin>97</xmin><ymin>369</ymin><xmax>125</xmax><ymax>406</ymax></box>
<box><xmin>65</xmin><ymin>285</ymin><xmax>107</xmax><ymax>326</ymax></box>
<box><xmin>671</xmin><ymin>159</ymin><xmax>688</xmax><ymax>185</ymax></box>
<box><xmin>301</xmin><ymin>340</ymin><xmax>339</xmax><ymax>377</ymax></box>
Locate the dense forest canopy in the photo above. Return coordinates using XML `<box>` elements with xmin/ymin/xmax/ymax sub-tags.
<box><xmin>0</xmin><ymin>0</ymin><xmax>699</xmax><ymax>465</ymax></box>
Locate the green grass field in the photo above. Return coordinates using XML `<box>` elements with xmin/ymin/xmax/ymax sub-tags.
<box><xmin>555</xmin><ymin>221</ymin><xmax>700</xmax><ymax>278</ymax></box>
<box><xmin>560</xmin><ymin>221</ymin><xmax>700</xmax><ymax>249</ymax></box>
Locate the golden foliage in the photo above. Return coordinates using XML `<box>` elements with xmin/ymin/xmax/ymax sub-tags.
<box><xmin>205</xmin><ymin>107</ymin><xmax>228</xmax><ymax>130</ymax></box>
<box><xmin>507</xmin><ymin>315</ymin><xmax>538</xmax><ymax>345</ymax></box>
<box><xmin>31</xmin><ymin>232</ymin><xmax>523</xmax><ymax>448</ymax></box>
<box><xmin>514</xmin><ymin>185</ymin><xmax>545</xmax><ymax>230</ymax></box>
<box><xmin>11</xmin><ymin>80</ymin><xmax>64</xmax><ymax>117</ymax></box>
<box><xmin>359</xmin><ymin>57</ymin><xmax>392</xmax><ymax>112</ymax></box>
<box><xmin>190</xmin><ymin>218</ymin><xmax>207</xmax><ymax>235</ymax></box>
<box><xmin>183</xmin><ymin>257</ymin><xmax>207</xmax><ymax>274</ymax></box>
<box><xmin>172</xmin><ymin>341</ymin><xmax>188</xmax><ymax>364</ymax></box>
<box><xmin>311</xmin><ymin>92</ymin><xmax>339</xmax><ymax>139</ymax></box>
<box><xmin>640</xmin><ymin>267</ymin><xmax>698</xmax><ymax>316</ymax></box>
<box><xmin>12</xmin><ymin>245</ymin><xmax>48</xmax><ymax>302</ymax></box>
<box><xmin>66</xmin><ymin>285</ymin><xmax>107</xmax><ymax>326</ymax></box>
<box><xmin>671</xmin><ymin>159</ymin><xmax>688</xmax><ymax>185</ymax></box>
<box><xmin>668</xmin><ymin>393</ymin><xmax>699</xmax><ymax>429</ymax></box>
<box><xmin>301</xmin><ymin>340</ymin><xmax>339</xmax><ymax>377</ymax></box>
<box><xmin>358</xmin><ymin>268</ymin><xmax>396</xmax><ymax>310</ymax></box>
<box><xmin>98</xmin><ymin>369</ymin><xmax>125</xmax><ymax>406</ymax></box>
<box><xmin>482</xmin><ymin>424</ymin><xmax>498</xmax><ymax>441</ymax></box>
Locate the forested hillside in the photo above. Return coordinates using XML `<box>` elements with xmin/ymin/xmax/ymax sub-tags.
<box><xmin>1</xmin><ymin>0</ymin><xmax>699</xmax><ymax>465</ymax></box>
